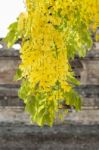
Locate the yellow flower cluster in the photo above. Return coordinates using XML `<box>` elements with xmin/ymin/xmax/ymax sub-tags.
<box><xmin>7</xmin><ymin>0</ymin><xmax>98</xmax><ymax>125</ymax></box>
<box><xmin>18</xmin><ymin>0</ymin><xmax>99</xmax><ymax>99</ymax></box>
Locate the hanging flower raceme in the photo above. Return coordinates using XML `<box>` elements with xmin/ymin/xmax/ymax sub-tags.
<box><xmin>4</xmin><ymin>0</ymin><xmax>99</xmax><ymax>126</ymax></box>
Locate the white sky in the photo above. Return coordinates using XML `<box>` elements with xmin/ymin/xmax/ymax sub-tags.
<box><xmin>0</xmin><ymin>0</ymin><xmax>25</xmax><ymax>37</ymax></box>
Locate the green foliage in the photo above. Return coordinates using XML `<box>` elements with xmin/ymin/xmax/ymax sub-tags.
<box><xmin>17</xmin><ymin>78</ymin><xmax>81</xmax><ymax>126</ymax></box>
<box><xmin>14</xmin><ymin>68</ymin><xmax>22</xmax><ymax>81</ymax></box>
<box><xmin>67</xmin><ymin>73</ymin><xmax>80</xmax><ymax>86</ymax></box>
<box><xmin>66</xmin><ymin>26</ymin><xmax>92</xmax><ymax>59</ymax></box>
<box><xmin>18</xmin><ymin>80</ymin><xmax>58</xmax><ymax>126</ymax></box>
<box><xmin>3</xmin><ymin>22</ymin><xmax>19</xmax><ymax>48</ymax></box>
<box><xmin>64</xmin><ymin>89</ymin><xmax>81</xmax><ymax>111</ymax></box>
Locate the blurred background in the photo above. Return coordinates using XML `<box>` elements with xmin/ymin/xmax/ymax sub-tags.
<box><xmin>0</xmin><ymin>0</ymin><xmax>25</xmax><ymax>37</ymax></box>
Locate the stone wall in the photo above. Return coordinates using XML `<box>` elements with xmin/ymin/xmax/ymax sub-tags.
<box><xmin>0</xmin><ymin>38</ymin><xmax>99</xmax><ymax>149</ymax></box>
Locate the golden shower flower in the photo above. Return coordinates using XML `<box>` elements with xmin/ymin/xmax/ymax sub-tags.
<box><xmin>5</xmin><ymin>0</ymin><xmax>99</xmax><ymax>126</ymax></box>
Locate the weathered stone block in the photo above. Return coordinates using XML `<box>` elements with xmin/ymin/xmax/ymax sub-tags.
<box><xmin>0</xmin><ymin>123</ymin><xmax>99</xmax><ymax>150</ymax></box>
<box><xmin>0</xmin><ymin>58</ymin><xmax>20</xmax><ymax>85</ymax></box>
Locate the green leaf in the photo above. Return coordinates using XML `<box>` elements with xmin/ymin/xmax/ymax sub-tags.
<box><xmin>67</xmin><ymin>74</ymin><xmax>80</xmax><ymax>86</ymax></box>
<box><xmin>4</xmin><ymin>22</ymin><xmax>19</xmax><ymax>48</ymax></box>
<box><xmin>18</xmin><ymin>80</ymin><xmax>31</xmax><ymax>100</ymax></box>
<box><xmin>14</xmin><ymin>68</ymin><xmax>22</xmax><ymax>81</ymax></box>
<box><xmin>64</xmin><ymin>89</ymin><xmax>81</xmax><ymax>111</ymax></box>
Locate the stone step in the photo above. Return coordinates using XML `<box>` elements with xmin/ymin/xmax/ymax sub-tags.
<box><xmin>0</xmin><ymin>107</ymin><xmax>29</xmax><ymax>124</ymax></box>
<box><xmin>0</xmin><ymin>84</ymin><xmax>23</xmax><ymax>106</ymax></box>
<box><xmin>0</xmin><ymin>106</ymin><xmax>99</xmax><ymax>125</ymax></box>
<box><xmin>0</xmin><ymin>123</ymin><xmax>99</xmax><ymax>150</ymax></box>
